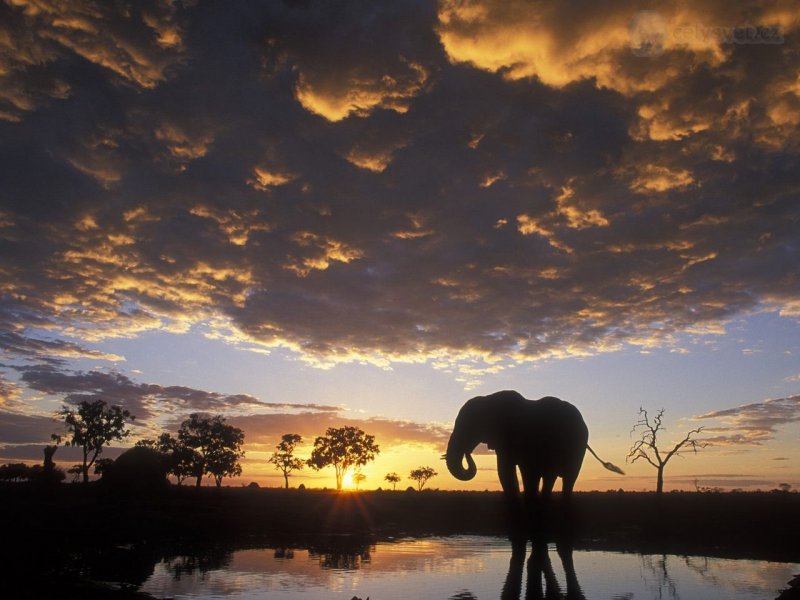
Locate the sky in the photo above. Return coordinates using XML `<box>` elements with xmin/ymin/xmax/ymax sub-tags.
<box><xmin>0</xmin><ymin>0</ymin><xmax>798</xmax><ymax>492</ymax></box>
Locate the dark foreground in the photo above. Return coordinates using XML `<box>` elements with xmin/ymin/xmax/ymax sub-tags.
<box><xmin>1</xmin><ymin>484</ymin><xmax>799</xmax><ymax>597</ymax></box>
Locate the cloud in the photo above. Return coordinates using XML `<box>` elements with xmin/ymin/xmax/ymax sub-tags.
<box><xmin>0</xmin><ymin>410</ymin><xmax>60</xmax><ymax>444</ymax></box>
<box><xmin>227</xmin><ymin>412</ymin><xmax>451</xmax><ymax>453</ymax></box>
<box><xmin>266</xmin><ymin>0</ymin><xmax>437</xmax><ymax>121</ymax></box>
<box><xmin>0</xmin><ymin>330</ymin><xmax>124</xmax><ymax>364</ymax></box>
<box><xmin>0</xmin><ymin>0</ymin><xmax>185</xmax><ymax>121</ymax></box>
<box><xmin>0</xmin><ymin>443</ymin><xmax>126</xmax><ymax>464</ymax></box>
<box><xmin>0</xmin><ymin>0</ymin><xmax>798</xmax><ymax>392</ymax></box>
<box><xmin>11</xmin><ymin>365</ymin><xmax>339</xmax><ymax>423</ymax></box>
<box><xmin>695</xmin><ymin>395</ymin><xmax>800</xmax><ymax>445</ymax></box>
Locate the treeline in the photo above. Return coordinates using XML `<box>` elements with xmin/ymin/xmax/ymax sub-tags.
<box><xmin>136</xmin><ymin>413</ymin><xmax>244</xmax><ymax>488</ymax></box>
<box><xmin>2</xmin><ymin>399</ymin><xmax>441</xmax><ymax>490</ymax></box>
<box><xmin>266</xmin><ymin>428</ymin><xmax>439</xmax><ymax>491</ymax></box>
<box><xmin>4</xmin><ymin>399</ymin><xmax>246</xmax><ymax>488</ymax></box>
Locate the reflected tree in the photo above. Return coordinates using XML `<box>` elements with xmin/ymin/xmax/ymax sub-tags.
<box><xmin>641</xmin><ymin>554</ymin><xmax>678</xmax><ymax>600</ymax></box>
<box><xmin>164</xmin><ymin>546</ymin><xmax>234</xmax><ymax>580</ymax></box>
<box><xmin>308</xmin><ymin>537</ymin><xmax>373</xmax><ymax>570</ymax></box>
<box><xmin>274</xmin><ymin>547</ymin><xmax>295</xmax><ymax>559</ymax></box>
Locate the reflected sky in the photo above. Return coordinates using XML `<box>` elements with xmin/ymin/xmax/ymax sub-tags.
<box><xmin>139</xmin><ymin>536</ymin><xmax>798</xmax><ymax>600</ymax></box>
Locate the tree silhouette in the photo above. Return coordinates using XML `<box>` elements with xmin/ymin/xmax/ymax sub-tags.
<box><xmin>409</xmin><ymin>466</ymin><xmax>438</xmax><ymax>491</ymax></box>
<box><xmin>136</xmin><ymin>432</ymin><xmax>199</xmax><ymax>485</ymax></box>
<box><xmin>353</xmin><ymin>472</ymin><xmax>366</xmax><ymax>490</ymax></box>
<box><xmin>57</xmin><ymin>399</ymin><xmax>134</xmax><ymax>484</ymax></box>
<box><xmin>627</xmin><ymin>407</ymin><xmax>708</xmax><ymax>494</ymax></box>
<box><xmin>307</xmin><ymin>426</ymin><xmax>379</xmax><ymax>491</ymax></box>
<box><xmin>0</xmin><ymin>463</ymin><xmax>33</xmax><ymax>482</ymax></box>
<box><xmin>93</xmin><ymin>457</ymin><xmax>115</xmax><ymax>475</ymax></box>
<box><xmin>178</xmin><ymin>414</ymin><xmax>245</xmax><ymax>487</ymax></box>
<box><xmin>268</xmin><ymin>433</ymin><xmax>304</xmax><ymax>489</ymax></box>
<box><xmin>384</xmin><ymin>472</ymin><xmax>401</xmax><ymax>490</ymax></box>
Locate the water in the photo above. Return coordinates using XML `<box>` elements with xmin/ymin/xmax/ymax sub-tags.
<box><xmin>137</xmin><ymin>536</ymin><xmax>798</xmax><ymax>599</ymax></box>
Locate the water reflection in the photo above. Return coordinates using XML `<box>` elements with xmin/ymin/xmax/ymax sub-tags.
<box><xmin>640</xmin><ymin>554</ymin><xmax>678</xmax><ymax>599</ymax></box>
<box><xmin>163</xmin><ymin>545</ymin><xmax>233</xmax><ymax>580</ymax></box>
<box><xmin>126</xmin><ymin>536</ymin><xmax>799</xmax><ymax>599</ymax></box>
<box><xmin>502</xmin><ymin>539</ymin><xmax>585</xmax><ymax>600</ymax></box>
<box><xmin>308</xmin><ymin>537</ymin><xmax>373</xmax><ymax>570</ymax></box>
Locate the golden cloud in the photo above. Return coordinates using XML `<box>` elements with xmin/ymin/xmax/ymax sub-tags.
<box><xmin>630</xmin><ymin>165</ymin><xmax>695</xmax><ymax>193</ymax></box>
<box><xmin>294</xmin><ymin>61</ymin><xmax>428</xmax><ymax>122</ymax></box>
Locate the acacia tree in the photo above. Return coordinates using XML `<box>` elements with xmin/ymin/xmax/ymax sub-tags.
<box><xmin>384</xmin><ymin>472</ymin><xmax>401</xmax><ymax>491</ymax></box>
<box><xmin>353</xmin><ymin>472</ymin><xmax>366</xmax><ymax>490</ymax></box>
<box><xmin>57</xmin><ymin>399</ymin><xmax>134</xmax><ymax>484</ymax></box>
<box><xmin>409</xmin><ymin>466</ymin><xmax>438</xmax><ymax>491</ymax></box>
<box><xmin>136</xmin><ymin>432</ymin><xmax>199</xmax><ymax>485</ymax></box>
<box><xmin>627</xmin><ymin>407</ymin><xmax>708</xmax><ymax>494</ymax></box>
<box><xmin>178</xmin><ymin>414</ymin><xmax>245</xmax><ymax>487</ymax></box>
<box><xmin>307</xmin><ymin>426</ymin><xmax>379</xmax><ymax>491</ymax></box>
<box><xmin>268</xmin><ymin>433</ymin><xmax>304</xmax><ymax>489</ymax></box>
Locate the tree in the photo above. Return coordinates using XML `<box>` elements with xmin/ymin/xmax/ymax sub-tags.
<box><xmin>307</xmin><ymin>426</ymin><xmax>379</xmax><ymax>491</ymax></box>
<box><xmin>136</xmin><ymin>432</ymin><xmax>198</xmax><ymax>485</ymax></box>
<box><xmin>627</xmin><ymin>407</ymin><xmax>708</xmax><ymax>494</ymax></box>
<box><xmin>352</xmin><ymin>472</ymin><xmax>366</xmax><ymax>490</ymax></box>
<box><xmin>178</xmin><ymin>414</ymin><xmax>245</xmax><ymax>487</ymax></box>
<box><xmin>0</xmin><ymin>463</ymin><xmax>33</xmax><ymax>482</ymax></box>
<box><xmin>93</xmin><ymin>457</ymin><xmax>115</xmax><ymax>476</ymax></box>
<box><xmin>57</xmin><ymin>399</ymin><xmax>134</xmax><ymax>484</ymax></box>
<box><xmin>268</xmin><ymin>433</ymin><xmax>304</xmax><ymax>489</ymax></box>
<box><xmin>384</xmin><ymin>472</ymin><xmax>401</xmax><ymax>491</ymax></box>
<box><xmin>409</xmin><ymin>466</ymin><xmax>438</xmax><ymax>491</ymax></box>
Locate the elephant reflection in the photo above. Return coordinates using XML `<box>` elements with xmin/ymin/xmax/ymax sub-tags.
<box><xmin>502</xmin><ymin>538</ymin><xmax>585</xmax><ymax>600</ymax></box>
<box><xmin>446</xmin><ymin>391</ymin><xmax>623</xmax><ymax>536</ymax></box>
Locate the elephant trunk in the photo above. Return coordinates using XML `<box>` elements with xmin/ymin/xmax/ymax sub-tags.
<box><xmin>446</xmin><ymin>440</ymin><xmax>478</xmax><ymax>481</ymax></box>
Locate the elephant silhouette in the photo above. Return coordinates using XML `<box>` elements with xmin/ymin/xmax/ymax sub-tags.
<box><xmin>446</xmin><ymin>390</ymin><xmax>623</xmax><ymax>537</ymax></box>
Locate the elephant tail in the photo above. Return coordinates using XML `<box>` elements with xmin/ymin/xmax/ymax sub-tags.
<box><xmin>586</xmin><ymin>445</ymin><xmax>625</xmax><ymax>475</ymax></box>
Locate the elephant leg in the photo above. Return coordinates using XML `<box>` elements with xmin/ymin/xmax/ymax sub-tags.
<box><xmin>541</xmin><ymin>473</ymin><xmax>557</xmax><ymax>504</ymax></box>
<box><xmin>520</xmin><ymin>468</ymin><xmax>546</xmax><ymax>539</ymax></box>
<box><xmin>497</xmin><ymin>453</ymin><xmax>520</xmax><ymax>498</ymax></box>
<box><xmin>497</xmin><ymin>453</ymin><xmax>525</xmax><ymax>542</ymax></box>
<box><xmin>520</xmin><ymin>468</ymin><xmax>541</xmax><ymax>512</ymax></box>
<box><xmin>562</xmin><ymin>472</ymin><xmax>577</xmax><ymax>498</ymax></box>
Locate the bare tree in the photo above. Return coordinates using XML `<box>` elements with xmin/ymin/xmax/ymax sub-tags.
<box><xmin>627</xmin><ymin>408</ymin><xmax>708</xmax><ymax>494</ymax></box>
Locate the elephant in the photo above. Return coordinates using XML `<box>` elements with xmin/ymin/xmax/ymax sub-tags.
<box><xmin>445</xmin><ymin>390</ymin><xmax>623</xmax><ymax>533</ymax></box>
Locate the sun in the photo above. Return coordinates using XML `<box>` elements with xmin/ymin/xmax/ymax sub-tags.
<box><xmin>342</xmin><ymin>472</ymin><xmax>354</xmax><ymax>490</ymax></box>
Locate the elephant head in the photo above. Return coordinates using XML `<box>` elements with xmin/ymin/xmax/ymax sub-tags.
<box><xmin>446</xmin><ymin>393</ymin><xmax>523</xmax><ymax>481</ymax></box>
